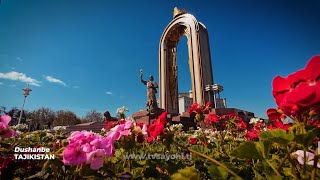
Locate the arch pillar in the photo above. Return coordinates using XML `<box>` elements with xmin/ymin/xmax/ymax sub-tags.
<box><xmin>159</xmin><ymin>13</ymin><xmax>214</xmax><ymax>114</ymax></box>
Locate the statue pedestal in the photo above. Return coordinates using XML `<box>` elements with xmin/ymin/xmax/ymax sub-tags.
<box><xmin>132</xmin><ymin>108</ymin><xmax>165</xmax><ymax>125</ymax></box>
<box><xmin>132</xmin><ymin>110</ymin><xmax>150</xmax><ymax>124</ymax></box>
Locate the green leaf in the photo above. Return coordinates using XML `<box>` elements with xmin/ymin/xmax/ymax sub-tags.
<box><xmin>131</xmin><ymin>167</ymin><xmax>144</xmax><ymax>178</ymax></box>
<box><xmin>231</xmin><ymin>142</ymin><xmax>264</xmax><ymax>160</ymax></box>
<box><xmin>262</xmin><ymin>140</ymin><xmax>273</xmax><ymax>159</ymax></box>
<box><xmin>266</xmin><ymin>175</ymin><xmax>282</xmax><ymax>180</ymax></box>
<box><xmin>259</xmin><ymin>129</ymin><xmax>294</xmax><ymax>145</ymax></box>
<box><xmin>208</xmin><ymin>165</ymin><xmax>229</xmax><ymax>180</ymax></box>
<box><xmin>283</xmin><ymin>168</ymin><xmax>296</xmax><ymax>179</ymax></box>
<box><xmin>253</xmin><ymin>169</ymin><xmax>264</xmax><ymax>180</ymax></box>
<box><xmin>295</xmin><ymin>128</ymin><xmax>319</xmax><ymax>148</ymax></box>
<box><xmin>135</xmin><ymin>160</ymin><xmax>147</xmax><ymax>165</ymax></box>
<box><xmin>191</xmin><ymin>145</ymin><xmax>210</xmax><ymax>155</ymax></box>
<box><xmin>171</xmin><ymin>166</ymin><xmax>200</xmax><ymax>180</ymax></box>
<box><xmin>229</xmin><ymin>177</ymin><xmax>243</xmax><ymax>180</ymax></box>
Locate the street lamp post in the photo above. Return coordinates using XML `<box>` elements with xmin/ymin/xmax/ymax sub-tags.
<box><xmin>205</xmin><ymin>84</ymin><xmax>224</xmax><ymax>109</ymax></box>
<box><xmin>205</xmin><ymin>85</ymin><xmax>214</xmax><ymax>107</ymax></box>
<box><xmin>18</xmin><ymin>86</ymin><xmax>32</xmax><ymax>124</ymax></box>
<box><xmin>212</xmin><ymin>84</ymin><xmax>224</xmax><ymax>109</ymax></box>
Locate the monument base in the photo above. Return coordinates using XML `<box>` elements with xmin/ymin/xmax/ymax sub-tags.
<box><xmin>132</xmin><ymin>108</ymin><xmax>165</xmax><ymax>124</ymax></box>
<box><xmin>132</xmin><ymin>107</ymin><xmax>254</xmax><ymax>130</ymax></box>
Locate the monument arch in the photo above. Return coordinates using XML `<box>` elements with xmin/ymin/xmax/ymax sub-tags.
<box><xmin>159</xmin><ymin>10</ymin><xmax>214</xmax><ymax>114</ymax></box>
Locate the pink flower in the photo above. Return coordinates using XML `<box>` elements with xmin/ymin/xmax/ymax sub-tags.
<box><xmin>86</xmin><ymin>149</ymin><xmax>106</xmax><ymax>170</ymax></box>
<box><xmin>106</xmin><ymin>120</ymin><xmax>133</xmax><ymax>141</ymax></box>
<box><xmin>90</xmin><ymin>135</ymin><xmax>108</xmax><ymax>149</ymax></box>
<box><xmin>134</xmin><ymin>123</ymin><xmax>148</xmax><ymax>143</ymax></box>
<box><xmin>0</xmin><ymin>115</ymin><xmax>16</xmax><ymax>138</ymax></box>
<box><xmin>102</xmin><ymin>138</ymin><xmax>115</xmax><ymax>157</ymax></box>
<box><xmin>0</xmin><ymin>115</ymin><xmax>11</xmax><ymax>125</ymax></box>
<box><xmin>68</xmin><ymin>131</ymin><xmax>95</xmax><ymax>144</ymax></box>
<box><xmin>63</xmin><ymin>142</ymin><xmax>87</xmax><ymax>165</ymax></box>
<box><xmin>106</xmin><ymin>131</ymin><xmax>121</xmax><ymax>141</ymax></box>
<box><xmin>291</xmin><ymin>150</ymin><xmax>320</xmax><ymax>168</ymax></box>
<box><xmin>134</xmin><ymin>123</ymin><xmax>148</xmax><ymax>136</ymax></box>
<box><xmin>81</xmin><ymin>143</ymin><xmax>93</xmax><ymax>153</ymax></box>
<box><xmin>63</xmin><ymin>131</ymin><xmax>115</xmax><ymax>169</ymax></box>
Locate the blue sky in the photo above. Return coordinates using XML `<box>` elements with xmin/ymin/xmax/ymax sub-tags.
<box><xmin>0</xmin><ymin>0</ymin><xmax>319</xmax><ymax>118</ymax></box>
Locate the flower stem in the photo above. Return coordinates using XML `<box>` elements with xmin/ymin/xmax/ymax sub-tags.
<box><xmin>187</xmin><ymin>148</ymin><xmax>241</xmax><ymax>178</ymax></box>
<box><xmin>266</xmin><ymin>159</ymin><xmax>281</xmax><ymax>176</ymax></box>
<box><xmin>303</xmin><ymin>149</ymin><xmax>307</xmax><ymax>175</ymax></box>
<box><xmin>277</xmin><ymin>142</ymin><xmax>297</xmax><ymax>171</ymax></box>
<box><xmin>200</xmin><ymin>128</ymin><xmax>208</xmax><ymax>147</ymax></box>
<box><xmin>311</xmin><ymin>150</ymin><xmax>318</xmax><ymax>180</ymax></box>
<box><xmin>286</xmin><ymin>147</ymin><xmax>299</xmax><ymax>179</ymax></box>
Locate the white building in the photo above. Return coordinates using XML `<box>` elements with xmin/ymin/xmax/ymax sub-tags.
<box><xmin>179</xmin><ymin>96</ymin><xmax>193</xmax><ymax>115</ymax></box>
<box><xmin>178</xmin><ymin>90</ymin><xmax>227</xmax><ymax>114</ymax></box>
<box><xmin>178</xmin><ymin>91</ymin><xmax>192</xmax><ymax>115</ymax></box>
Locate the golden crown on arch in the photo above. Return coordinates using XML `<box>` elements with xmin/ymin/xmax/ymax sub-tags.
<box><xmin>173</xmin><ymin>7</ymin><xmax>187</xmax><ymax>18</ymax></box>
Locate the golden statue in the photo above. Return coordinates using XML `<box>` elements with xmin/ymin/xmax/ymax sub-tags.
<box><xmin>173</xmin><ymin>7</ymin><xmax>187</xmax><ymax>18</ymax></box>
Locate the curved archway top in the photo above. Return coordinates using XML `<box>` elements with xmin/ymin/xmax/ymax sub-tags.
<box><xmin>159</xmin><ymin>13</ymin><xmax>200</xmax><ymax>45</ymax></box>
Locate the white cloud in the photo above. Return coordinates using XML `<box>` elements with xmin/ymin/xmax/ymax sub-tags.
<box><xmin>0</xmin><ymin>71</ymin><xmax>41</xmax><ymax>86</ymax></box>
<box><xmin>106</xmin><ymin>91</ymin><xmax>112</xmax><ymax>95</ymax></box>
<box><xmin>17</xmin><ymin>57</ymin><xmax>22</xmax><ymax>62</ymax></box>
<box><xmin>45</xmin><ymin>76</ymin><xmax>67</xmax><ymax>86</ymax></box>
<box><xmin>73</xmin><ymin>86</ymin><xmax>80</xmax><ymax>89</ymax></box>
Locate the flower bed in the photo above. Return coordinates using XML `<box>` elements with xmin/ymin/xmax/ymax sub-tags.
<box><xmin>0</xmin><ymin>56</ymin><xmax>319</xmax><ymax>179</ymax></box>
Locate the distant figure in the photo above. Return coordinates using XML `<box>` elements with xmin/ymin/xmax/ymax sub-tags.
<box><xmin>140</xmin><ymin>69</ymin><xmax>159</xmax><ymax>111</ymax></box>
<box><xmin>103</xmin><ymin>111</ymin><xmax>118</xmax><ymax>121</ymax></box>
<box><xmin>47</xmin><ymin>121</ymin><xmax>52</xmax><ymax>130</ymax></box>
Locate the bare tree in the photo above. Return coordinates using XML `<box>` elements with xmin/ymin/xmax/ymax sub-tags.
<box><xmin>82</xmin><ymin>109</ymin><xmax>103</xmax><ymax>122</ymax></box>
<box><xmin>0</xmin><ymin>106</ymin><xmax>6</xmax><ymax>115</ymax></box>
<box><xmin>53</xmin><ymin>110</ymin><xmax>81</xmax><ymax>127</ymax></box>
<box><xmin>8</xmin><ymin>107</ymin><xmax>26</xmax><ymax>125</ymax></box>
<box><xmin>26</xmin><ymin>107</ymin><xmax>55</xmax><ymax>130</ymax></box>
